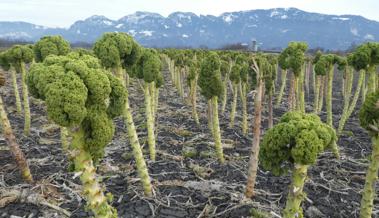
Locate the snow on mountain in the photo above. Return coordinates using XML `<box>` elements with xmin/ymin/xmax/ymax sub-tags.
<box><xmin>119</xmin><ymin>11</ymin><xmax>163</xmax><ymax>24</ymax></box>
<box><xmin>115</xmin><ymin>24</ymin><xmax>124</xmax><ymax>29</ymax></box>
<box><xmin>222</xmin><ymin>13</ymin><xmax>237</xmax><ymax>24</ymax></box>
<box><xmin>0</xmin><ymin>32</ymin><xmax>31</xmax><ymax>39</ymax></box>
<box><xmin>364</xmin><ymin>34</ymin><xmax>375</xmax><ymax>40</ymax></box>
<box><xmin>351</xmin><ymin>27</ymin><xmax>359</xmax><ymax>36</ymax></box>
<box><xmin>333</xmin><ymin>17</ymin><xmax>351</xmax><ymax>21</ymax></box>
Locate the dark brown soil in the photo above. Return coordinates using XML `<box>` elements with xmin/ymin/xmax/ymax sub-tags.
<box><xmin>0</xmin><ymin>68</ymin><xmax>378</xmax><ymax>218</ymax></box>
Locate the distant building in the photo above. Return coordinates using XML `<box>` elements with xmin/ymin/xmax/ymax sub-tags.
<box><xmin>251</xmin><ymin>39</ymin><xmax>258</xmax><ymax>52</ymax></box>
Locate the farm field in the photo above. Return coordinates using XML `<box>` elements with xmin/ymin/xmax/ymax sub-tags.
<box><xmin>0</xmin><ymin>37</ymin><xmax>377</xmax><ymax>218</ymax></box>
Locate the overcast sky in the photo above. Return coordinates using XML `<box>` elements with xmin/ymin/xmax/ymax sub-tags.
<box><xmin>0</xmin><ymin>0</ymin><xmax>378</xmax><ymax>27</ymax></box>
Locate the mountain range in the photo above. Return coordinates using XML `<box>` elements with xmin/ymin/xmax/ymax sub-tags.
<box><xmin>0</xmin><ymin>8</ymin><xmax>378</xmax><ymax>50</ymax></box>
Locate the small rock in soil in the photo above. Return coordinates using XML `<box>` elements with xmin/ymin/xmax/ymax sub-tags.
<box><xmin>306</xmin><ymin>206</ymin><xmax>325</xmax><ymax>218</ymax></box>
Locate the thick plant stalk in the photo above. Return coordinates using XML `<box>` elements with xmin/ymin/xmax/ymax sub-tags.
<box><xmin>339</xmin><ymin>69</ymin><xmax>353</xmax><ymax>128</ymax></box>
<box><xmin>171</xmin><ymin>60</ymin><xmax>175</xmax><ymax>81</ymax></box>
<box><xmin>176</xmin><ymin>68</ymin><xmax>181</xmax><ymax>97</ymax></box>
<box><xmin>177</xmin><ymin>68</ymin><xmax>181</xmax><ymax>95</ymax></box>
<box><xmin>69</xmin><ymin>127</ymin><xmax>117</xmax><ymax>218</ymax></box>
<box><xmin>288</xmin><ymin>73</ymin><xmax>294</xmax><ymax>110</ymax></box>
<box><xmin>240</xmin><ymin>82</ymin><xmax>248</xmax><ymax>134</ymax></box>
<box><xmin>345</xmin><ymin>69</ymin><xmax>353</xmax><ymax>100</ymax></box>
<box><xmin>342</xmin><ymin>74</ymin><xmax>346</xmax><ymax>99</ymax></box>
<box><xmin>20</xmin><ymin>63</ymin><xmax>31</xmax><ymax>136</ymax></box>
<box><xmin>0</xmin><ymin>95</ymin><xmax>33</xmax><ymax>183</ymax></box>
<box><xmin>314</xmin><ymin>76</ymin><xmax>321</xmax><ymax>113</ymax></box>
<box><xmin>144</xmin><ymin>83</ymin><xmax>156</xmax><ymax>161</ymax></box>
<box><xmin>359</xmin><ymin>135</ymin><xmax>379</xmax><ymax>218</ymax></box>
<box><xmin>340</xmin><ymin>68</ymin><xmax>352</xmax><ymax>122</ymax></box>
<box><xmin>318</xmin><ymin>76</ymin><xmax>325</xmax><ymax>112</ymax></box>
<box><xmin>173</xmin><ymin>66</ymin><xmax>177</xmax><ymax>88</ymax></box>
<box><xmin>338</xmin><ymin>70</ymin><xmax>365</xmax><ymax>134</ymax></box>
<box><xmin>167</xmin><ymin>58</ymin><xmax>175</xmax><ymax>82</ymax></box>
<box><xmin>221</xmin><ymin>73</ymin><xmax>229</xmax><ymax>113</ymax></box>
<box><xmin>229</xmin><ymin>83</ymin><xmax>238</xmax><ymax>128</ymax></box>
<box><xmin>326</xmin><ymin>66</ymin><xmax>334</xmax><ymax>126</ymax></box>
<box><xmin>115</xmin><ymin>72</ymin><xmax>152</xmax><ymax>196</ymax></box>
<box><xmin>178</xmin><ymin>68</ymin><xmax>184</xmax><ymax>98</ymax></box>
<box><xmin>61</xmin><ymin>127</ymin><xmax>69</xmax><ymax>152</ymax></box>
<box><xmin>362</xmin><ymin>74</ymin><xmax>367</xmax><ymax>103</ymax></box>
<box><xmin>283</xmin><ymin>164</ymin><xmax>308</xmax><ymax>218</ymax></box>
<box><xmin>331</xmin><ymin>140</ymin><xmax>340</xmax><ymax>160</ymax></box>
<box><xmin>114</xmin><ymin>67</ymin><xmax>125</xmax><ymax>87</ymax></box>
<box><xmin>190</xmin><ymin>77</ymin><xmax>199</xmax><ymax>125</ymax></box>
<box><xmin>207</xmin><ymin>99</ymin><xmax>214</xmax><ymax>137</ymax></box>
<box><xmin>211</xmin><ymin>96</ymin><xmax>224</xmax><ymax>163</ymax></box>
<box><xmin>293</xmin><ymin>76</ymin><xmax>299</xmax><ymax>111</ymax></box>
<box><xmin>305</xmin><ymin>62</ymin><xmax>310</xmax><ymax>100</ymax></box>
<box><xmin>296</xmin><ymin>75</ymin><xmax>300</xmax><ymax>110</ymax></box>
<box><xmin>245</xmin><ymin>76</ymin><xmax>263</xmax><ymax>198</ymax></box>
<box><xmin>297</xmin><ymin>69</ymin><xmax>305</xmax><ymax>113</ymax></box>
<box><xmin>125</xmin><ymin>73</ymin><xmax>130</xmax><ymax>87</ymax></box>
<box><xmin>273</xmin><ymin>63</ymin><xmax>278</xmax><ymax>93</ymax></box>
<box><xmin>150</xmin><ymin>82</ymin><xmax>158</xmax><ymax>132</ymax></box>
<box><xmin>155</xmin><ymin>87</ymin><xmax>159</xmax><ymax>117</ymax></box>
<box><xmin>150</xmin><ymin>82</ymin><xmax>156</xmax><ymax>123</ymax></box>
<box><xmin>312</xmin><ymin>65</ymin><xmax>316</xmax><ymax>100</ymax></box>
<box><xmin>123</xmin><ymin>93</ymin><xmax>152</xmax><ymax>196</ymax></box>
<box><xmin>367</xmin><ymin>66</ymin><xmax>377</xmax><ymax>95</ymax></box>
<box><xmin>182</xmin><ymin>67</ymin><xmax>188</xmax><ymax>99</ymax></box>
<box><xmin>289</xmin><ymin>74</ymin><xmax>297</xmax><ymax>111</ymax></box>
<box><xmin>154</xmin><ymin>87</ymin><xmax>160</xmax><ymax>138</ymax></box>
<box><xmin>171</xmin><ymin>64</ymin><xmax>177</xmax><ymax>87</ymax></box>
<box><xmin>268</xmin><ymin>94</ymin><xmax>273</xmax><ymax>128</ymax></box>
<box><xmin>11</xmin><ymin>68</ymin><xmax>22</xmax><ymax>114</ymax></box>
<box><xmin>276</xmin><ymin>69</ymin><xmax>287</xmax><ymax>107</ymax></box>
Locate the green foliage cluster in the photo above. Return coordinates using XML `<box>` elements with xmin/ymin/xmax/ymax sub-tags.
<box><xmin>219</xmin><ymin>59</ymin><xmax>229</xmax><ymax>77</ymax></box>
<box><xmin>173</xmin><ymin>51</ymin><xmax>186</xmax><ymax>68</ymax></box>
<box><xmin>260</xmin><ymin>111</ymin><xmax>337</xmax><ymax>175</ymax></box>
<box><xmin>314</xmin><ymin>54</ymin><xmax>336</xmax><ymax>76</ymax></box>
<box><xmin>231</xmin><ymin>54</ymin><xmax>249</xmax><ymax>84</ymax></box>
<box><xmin>72</xmin><ymin>48</ymin><xmax>95</xmax><ymax>57</ymax></box>
<box><xmin>219</xmin><ymin>52</ymin><xmax>232</xmax><ymax>66</ymax></box>
<box><xmin>133</xmin><ymin>49</ymin><xmax>163</xmax><ymax>86</ymax></box>
<box><xmin>264</xmin><ymin>55</ymin><xmax>278</xmax><ymax>94</ymax></box>
<box><xmin>0</xmin><ymin>52</ymin><xmax>11</xmax><ymax>71</ymax></box>
<box><xmin>335</xmin><ymin>56</ymin><xmax>348</xmax><ymax>72</ymax></box>
<box><xmin>278</xmin><ymin>42</ymin><xmax>308</xmax><ymax>76</ymax></box>
<box><xmin>278</xmin><ymin>50</ymin><xmax>290</xmax><ymax>70</ymax></box>
<box><xmin>34</xmin><ymin>36</ymin><xmax>71</xmax><ymax>62</ymax></box>
<box><xmin>312</xmin><ymin>51</ymin><xmax>322</xmax><ymax>64</ymax></box>
<box><xmin>27</xmin><ymin>54</ymin><xmax>126</xmax><ymax>161</ymax></box>
<box><xmin>229</xmin><ymin>63</ymin><xmax>241</xmax><ymax>84</ymax></box>
<box><xmin>93</xmin><ymin>32</ymin><xmax>141</xmax><ymax>69</ymax></box>
<box><xmin>359</xmin><ymin>90</ymin><xmax>379</xmax><ymax>135</ymax></box>
<box><xmin>4</xmin><ymin>45</ymin><xmax>34</xmax><ymax>72</ymax></box>
<box><xmin>187</xmin><ymin>57</ymin><xmax>199</xmax><ymax>85</ymax></box>
<box><xmin>348</xmin><ymin>42</ymin><xmax>379</xmax><ymax>71</ymax></box>
<box><xmin>198</xmin><ymin>52</ymin><xmax>224</xmax><ymax>99</ymax></box>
